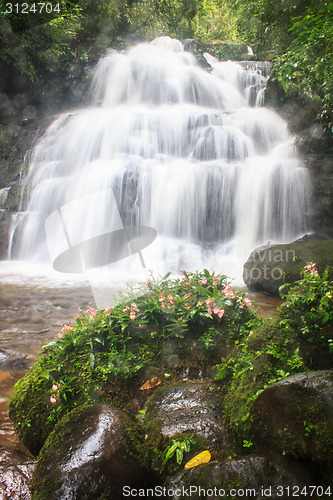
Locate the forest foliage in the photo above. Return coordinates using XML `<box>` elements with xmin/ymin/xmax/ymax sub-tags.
<box><xmin>0</xmin><ymin>0</ymin><xmax>332</xmax><ymax>127</ymax></box>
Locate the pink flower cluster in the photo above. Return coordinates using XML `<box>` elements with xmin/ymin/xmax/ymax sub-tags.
<box><xmin>103</xmin><ymin>306</ymin><xmax>112</xmax><ymax>316</ymax></box>
<box><xmin>87</xmin><ymin>306</ymin><xmax>97</xmax><ymax>320</ymax></box>
<box><xmin>198</xmin><ymin>278</ymin><xmax>207</xmax><ymax>285</ymax></box>
<box><xmin>56</xmin><ymin>324</ymin><xmax>73</xmax><ymax>338</ymax></box>
<box><xmin>205</xmin><ymin>298</ymin><xmax>225</xmax><ymax>318</ymax></box>
<box><xmin>304</xmin><ymin>262</ymin><xmax>318</xmax><ymax>276</ymax></box>
<box><xmin>221</xmin><ymin>284</ymin><xmax>236</xmax><ymax>299</ymax></box>
<box><xmin>50</xmin><ymin>383</ymin><xmax>61</xmax><ymax>404</ymax></box>
<box><xmin>123</xmin><ymin>302</ymin><xmax>140</xmax><ymax>320</ymax></box>
<box><xmin>159</xmin><ymin>294</ymin><xmax>174</xmax><ymax>310</ymax></box>
<box><xmin>237</xmin><ymin>297</ymin><xmax>253</xmax><ymax>309</ymax></box>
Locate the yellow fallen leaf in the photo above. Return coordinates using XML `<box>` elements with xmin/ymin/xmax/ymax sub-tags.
<box><xmin>139</xmin><ymin>377</ymin><xmax>162</xmax><ymax>390</ymax></box>
<box><xmin>184</xmin><ymin>450</ymin><xmax>211</xmax><ymax>470</ymax></box>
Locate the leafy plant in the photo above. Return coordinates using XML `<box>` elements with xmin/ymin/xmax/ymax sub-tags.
<box><xmin>164</xmin><ymin>436</ymin><xmax>194</xmax><ymax>465</ymax></box>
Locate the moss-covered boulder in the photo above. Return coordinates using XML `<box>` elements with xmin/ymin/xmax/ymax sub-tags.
<box><xmin>31</xmin><ymin>404</ymin><xmax>149</xmax><ymax>500</ymax></box>
<box><xmin>243</xmin><ymin>238</ymin><xmax>333</xmax><ymax>295</ymax></box>
<box><xmin>250</xmin><ymin>371</ymin><xmax>333</xmax><ymax>478</ymax></box>
<box><xmin>164</xmin><ymin>456</ymin><xmax>315</xmax><ymax>499</ymax></box>
<box><xmin>217</xmin><ymin>317</ymin><xmax>308</xmax><ymax>449</ymax></box>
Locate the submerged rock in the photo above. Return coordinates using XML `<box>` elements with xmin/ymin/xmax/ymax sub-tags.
<box><xmin>31</xmin><ymin>404</ymin><xmax>149</xmax><ymax>500</ymax></box>
<box><xmin>146</xmin><ymin>382</ymin><xmax>225</xmax><ymax>449</ymax></box>
<box><xmin>250</xmin><ymin>371</ymin><xmax>333</xmax><ymax>476</ymax></box>
<box><xmin>243</xmin><ymin>237</ymin><xmax>333</xmax><ymax>295</ymax></box>
<box><xmin>0</xmin><ymin>445</ymin><xmax>35</xmax><ymax>500</ymax></box>
<box><xmin>0</xmin><ymin>348</ymin><xmax>30</xmax><ymax>371</ymax></box>
<box><xmin>165</xmin><ymin>456</ymin><xmax>314</xmax><ymax>500</ymax></box>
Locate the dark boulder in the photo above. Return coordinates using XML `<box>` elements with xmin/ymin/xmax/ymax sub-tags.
<box><xmin>0</xmin><ymin>445</ymin><xmax>35</xmax><ymax>500</ymax></box>
<box><xmin>250</xmin><ymin>371</ymin><xmax>333</xmax><ymax>476</ymax></box>
<box><xmin>31</xmin><ymin>404</ymin><xmax>149</xmax><ymax>500</ymax></box>
<box><xmin>145</xmin><ymin>382</ymin><xmax>225</xmax><ymax>450</ymax></box>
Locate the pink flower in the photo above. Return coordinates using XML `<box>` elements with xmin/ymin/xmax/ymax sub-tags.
<box><xmin>87</xmin><ymin>306</ymin><xmax>97</xmax><ymax>320</ymax></box>
<box><xmin>221</xmin><ymin>284</ymin><xmax>235</xmax><ymax>299</ymax></box>
<box><xmin>129</xmin><ymin>312</ymin><xmax>136</xmax><ymax>320</ymax></box>
<box><xmin>244</xmin><ymin>297</ymin><xmax>252</xmax><ymax>307</ymax></box>
<box><xmin>213</xmin><ymin>281</ymin><xmax>217</xmax><ymax>286</ymax></box>
<box><xmin>199</xmin><ymin>278</ymin><xmax>207</xmax><ymax>285</ymax></box>
<box><xmin>213</xmin><ymin>307</ymin><xmax>219</xmax><ymax>315</ymax></box>
<box><xmin>104</xmin><ymin>307</ymin><xmax>112</xmax><ymax>315</ymax></box>
<box><xmin>217</xmin><ymin>309</ymin><xmax>224</xmax><ymax>318</ymax></box>
<box><xmin>59</xmin><ymin>324</ymin><xmax>73</xmax><ymax>336</ymax></box>
<box><xmin>50</xmin><ymin>395</ymin><xmax>57</xmax><ymax>404</ymax></box>
<box><xmin>304</xmin><ymin>262</ymin><xmax>317</xmax><ymax>275</ymax></box>
<box><xmin>52</xmin><ymin>384</ymin><xmax>58</xmax><ymax>391</ymax></box>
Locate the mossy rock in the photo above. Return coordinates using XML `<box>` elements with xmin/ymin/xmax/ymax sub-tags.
<box><xmin>249</xmin><ymin>371</ymin><xmax>333</xmax><ymax>470</ymax></box>
<box><xmin>220</xmin><ymin>317</ymin><xmax>308</xmax><ymax>449</ymax></box>
<box><xmin>31</xmin><ymin>404</ymin><xmax>149</xmax><ymax>500</ymax></box>
<box><xmin>243</xmin><ymin>238</ymin><xmax>333</xmax><ymax>296</ymax></box>
<box><xmin>9</xmin><ymin>367</ymin><xmax>57</xmax><ymax>456</ymax></box>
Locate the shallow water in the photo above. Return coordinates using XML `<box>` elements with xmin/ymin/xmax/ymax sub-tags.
<box><xmin>0</xmin><ymin>272</ymin><xmax>281</xmax><ymax>452</ymax></box>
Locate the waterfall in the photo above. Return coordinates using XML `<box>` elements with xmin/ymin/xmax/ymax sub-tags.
<box><xmin>8</xmin><ymin>37</ymin><xmax>310</xmax><ymax>283</ymax></box>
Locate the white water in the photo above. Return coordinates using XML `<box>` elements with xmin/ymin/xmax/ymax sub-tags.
<box><xmin>5</xmin><ymin>37</ymin><xmax>310</xmax><ymax>290</ymax></box>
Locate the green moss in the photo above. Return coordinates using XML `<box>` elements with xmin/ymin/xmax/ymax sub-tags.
<box><xmin>218</xmin><ymin>317</ymin><xmax>307</xmax><ymax>450</ymax></box>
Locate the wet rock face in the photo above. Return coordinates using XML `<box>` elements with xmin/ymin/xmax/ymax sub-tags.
<box><xmin>0</xmin><ymin>445</ymin><xmax>35</xmax><ymax>500</ymax></box>
<box><xmin>165</xmin><ymin>456</ymin><xmax>315</xmax><ymax>500</ymax></box>
<box><xmin>250</xmin><ymin>371</ymin><xmax>333</xmax><ymax>467</ymax></box>
<box><xmin>146</xmin><ymin>382</ymin><xmax>225</xmax><ymax>449</ymax></box>
<box><xmin>32</xmin><ymin>404</ymin><xmax>149</xmax><ymax>500</ymax></box>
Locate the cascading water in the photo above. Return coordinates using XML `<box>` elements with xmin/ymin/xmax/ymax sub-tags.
<box><xmin>8</xmin><ymin>37</ymin><xmax>310</xmax><ymax>284</ymax></box>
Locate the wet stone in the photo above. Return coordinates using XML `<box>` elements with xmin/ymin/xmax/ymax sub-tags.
<box><xmin>250</xmin><ymin>370</ymin><xmax>333</xmax><ymax>467</ymax></box>
<box><xmin>0</xmin><ymin>445</ymin><xmax>35</xmax><ymax>500</ymax></box>
<box><xmin>32</xmin><ymin>404</ymin><xmax>149</xmax><ymax>500</ymax></box>
<box><xmin>165</xmin><ymin>456</ymin><xmax>315</xmax><ymax>500</ymax></box>
<box><xmin>146</xmin><ymin>382</ymin><xmax>225</xmax><ymax>449</ymax></box>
